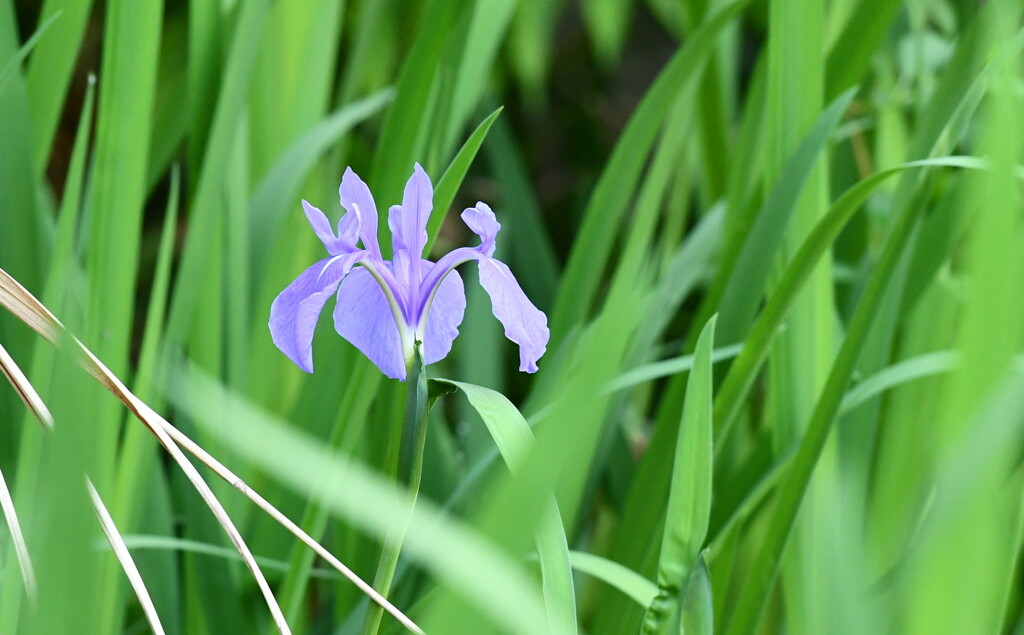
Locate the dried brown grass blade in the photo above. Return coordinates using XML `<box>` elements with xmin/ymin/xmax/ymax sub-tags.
<box><xmin>87</xmin><ymin>479</ymin><xmax>166</xmax><ymax>635</ymax></box>
<box><xmin>0</xmin><ymin>266</ymin><xmax>420</xmax><ymax>633</ymax></box>
<box><xmin>0</xmin><ymin>464</ymin><xmax>36</xmax><ymax>601</ymax></box>
<box><xmin>0</xmin><ymin>341</ymin><xmax>52</xmax><ymax>430</ymax></box>
<box><xmin>0</xmin><ymin>268</ymin><xmax>290</xmax><ymax>634</ymax></box>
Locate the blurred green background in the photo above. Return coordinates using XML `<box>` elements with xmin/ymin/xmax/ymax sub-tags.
<box><xmin>1</xmin><ymin>0</ymin><xmax>1023</xmax><ymax>633</ymax></box>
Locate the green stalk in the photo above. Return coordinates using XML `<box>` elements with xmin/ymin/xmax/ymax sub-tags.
<box><xmin>364</xmin><ymin>347</ymin><xmax>431</xmax><ymax>635</ymax></box>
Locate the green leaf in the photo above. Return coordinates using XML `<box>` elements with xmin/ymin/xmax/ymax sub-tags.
<box><xmin>432</xmin><ymin>378</ymin><xmax>578</xmax><ymax>633</ymax></box>
<box><xmin>715</xmin><ymin>88</ymin><xmax>856</xmax><ymax>343</ymax></box>
<box><xmin>432</xmin><ymin>379</ymin><xmax>533</xmax><ymax>471</ymax></box>
<box><xmin>428</xmin><ymin>106</ymin><xmax>504</xmax><ymax>250</ymax></box>
<box><xmin>567</xmin><ymin>550</ymin><xmax>658</xmax><ymax>608</ymax></box>
<box><xmin>643</xmin><ymin>315</ymin><xmax>715</xmax><ymax>634</ymax></box>
<box><xmin>0</xmin><ymin>9</ymin><xmax>61</xmax><ymax>95</ymax></box>
<box><xmin>26</xmin><ymin>0</ymin><xmax>93</xmax><ymax>178</ymax></box>
<box><xmin>839</xmin><ymin>351</ymin><xmax>960</xmax><ymax>416</ymax></box>
<box><xmin>679</xmin><ymin>553</ymin><xmax>713</xmax><ymax>635</ymax></box>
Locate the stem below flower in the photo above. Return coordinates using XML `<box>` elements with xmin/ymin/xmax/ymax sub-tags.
<box><xmin>364</xmin><ymin>345</ymin><xmax>430</xmax><ymax>635</ymax></box>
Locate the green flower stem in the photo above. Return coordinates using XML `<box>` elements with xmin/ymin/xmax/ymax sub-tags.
<box><xmin>364</xmin><ymin>346</ymin><xmax>430</xmax><ymax>635</ymax></box>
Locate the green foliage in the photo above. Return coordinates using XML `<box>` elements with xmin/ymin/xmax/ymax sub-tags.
<box><xmin>0</xmin><ymin>0</ymin><xmax>1022</xmax><ymax>633</ymax></box>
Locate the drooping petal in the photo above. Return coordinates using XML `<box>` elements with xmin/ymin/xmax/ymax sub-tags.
<box><xmin>333</xmin><ymin>267</ymin><xmax>407</xmax><ymax>380</ymax></box>
<box><xmin>339</xmin><ymin>167</ymin><xmax>381</xmax><ymax>257</ymax></box>
<box><xmin>461</xmin><ymin>202</ymin><xmax>500</xmax><ymax>256</ymax></box>
<box><xmin>420</xmin><ymin>265</ymin><xmax>466</xmax><ymax>366</ymax></box>
<box><xmin>270</xmin><ymin>254</ymin><xmax>360</xmax><ymax>372</ymax></box>
<box><xmin>477</xmin><ymin>257</ymin><xmax>549</xmax><ymax>373</ymax></box>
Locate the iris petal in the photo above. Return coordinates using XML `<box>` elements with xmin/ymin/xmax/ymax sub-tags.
<box><xmin>339</xmin><ymin>167</ymin><xmax>381</xmax><ymax>257</ymax></box>
<box><xmin>333</xmin><ymin>267</ymin><xmax>407</xmax><ymax>380</ymax></box>
<box><xmin>302</xmin><ymin>200</ymin><xmax>349</xmax><ymax>255</ymax></box>
<box><xmin>461</xmin><ymin>203</ymin><xmax>500</xmax><ymax>256</ymax></box>
<box><xmin>477</xmin><ymin>257</ymin><xmax>549</xmax><ymax>373</ymax></box>
<box><xmin>421</xmin><ymin>264</ymin><xmax>466</xmax><ymax>365</ymax></box>
<box><xmin>270</xmin><ymin>255</ymin><xmax>358</xmax><ymax>372</ymax></box>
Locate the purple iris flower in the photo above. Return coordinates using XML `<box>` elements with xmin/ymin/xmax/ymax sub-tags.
<box><xmin>269</xmin><ymin>164</ymin><xmax>549</xmax><ymax>381</ymax></box>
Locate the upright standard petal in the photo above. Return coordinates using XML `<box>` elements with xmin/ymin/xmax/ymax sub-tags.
<box><xmin>333</xmin><ymin>267</ymin><xmax>408</xmax><ymax>380</ymax></box>
<box><xmin>339</xmin><ymin>167</ymin><xmax>381</xmax><ymax>257</ymax></box>
<box><xmin>477</xmin><ymin>257</ymin><xmax>549</xmax><ymax>373</ymax></box>
<box><xmin>302</xmin><ymin>200</ymin><xmax>351</xmax><ymax>255</ymax></box>
<box><xmin>420</xmin><ymin>264</ymin><xmax>466</xmax><ymax>366</ymax></box>
<box><xmin>389</xmin><ymin>164</ymin><xmax>433</xmax><ymax>295</ymax></box>
<box><xmin>270</xmin><ymin>254</ymin><xmax>359</xmax><ymax>372</ymax></box>
<box><xmin>392</xmin><ymin>163</ymin><xmax>432</xmax><ymax>258</ymax></box>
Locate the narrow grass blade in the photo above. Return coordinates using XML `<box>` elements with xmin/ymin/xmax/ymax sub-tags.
<box><xmin>84</xmin><ymin>0</ymin><xmax>163</xmax><ymax>381</ymax></box>
<box><xmin>115</xmin><ymin>535</ymin><xmax>347</xmax><ymax>581</ymax></box>
<box><xmin>642</xmin><ymin>316</ymin><xmax>715</xmax><ymax>634</ymax></box>
<box><xmin>715</xmin><ymin>88</ymin><xmax>855</xmax><ymax>342</ymax></box>
<box><xmin>165</xmin><ymin>0</ymin><xmax>270</xmax><ymax>346</ymax></box>
<box><xmin>0</xmin><ymin>9</ymin><xmax>61</xmax><ymax>94</ymax></box>
<box><xmin>428</xmin><ymin>106</ymin><xmax>504</xmax><ymax>249</ymax></box>
<box><xmin>87</xmin><ymin>480</ymin><xmax>166</xmax><ymax>635</ymax></box>
<box><xmin>442</xmin><ymin>0</ymin><xmax>517</xmax><ymax>156</ymax></box>
<box><xmin>567</xmin><ymin>551</ymin><xmax>657</xmax><ymax>607</ymax></box>
<box><xmin>26</xmin><ymin>0</ymin><xmax>93</xmax><ymax>177</ymax></box>
<box><xmin>0</xmin><ymin>464</ymin><xmax>35</xmax><ymax>600</ymax></box>
<box><xmin>839</xmin><ymin>351</ymin><xmax>960</xmax><ymax>415</ymax></box>
<box><xmin>606</xmin><ymin>342</ymin><xmax>741</xmax><ymax>394</ymax></box>
<box><xmin>824</xmin><ymin>0</ymin><xmax>901</xmax><ymax>99</ymax></box>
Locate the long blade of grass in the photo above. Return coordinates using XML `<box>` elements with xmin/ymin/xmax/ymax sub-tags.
<box><xmin>369</xmin><ymin>0</ymin><xmax>463</xmax><ymax>202</ymax></box>
<box><xmin>0</xmin><ymin>10</ymin><xmax>61</xmax><ymax>94</ymax></box>
<box><xmin>715</xmin><ymin>88</ymin><xmax>855</xmax><ymax>342</ymax></box>
<box><xmin>115</xmin><ymin>535</ymin><xmax>347</xmax><ymax>580</ymax></box>
<box><xmin>428</xmin><ymin>106</ymin><xmax>504</xmax><ymax>249</ymax></box>
<box><xmin>25</xmin><ymin>0</ymin><xmax>93</xmax><ymax>177</ymax></box>
<box><xmin>164</xmin><ymin>0</ymin><xmax>269</xmax><ymax>346</ymax></box>
<box><xmin>442</xmin><ymin>0</ymin><xmax>517</xmax><ymax>157</ymax></box>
